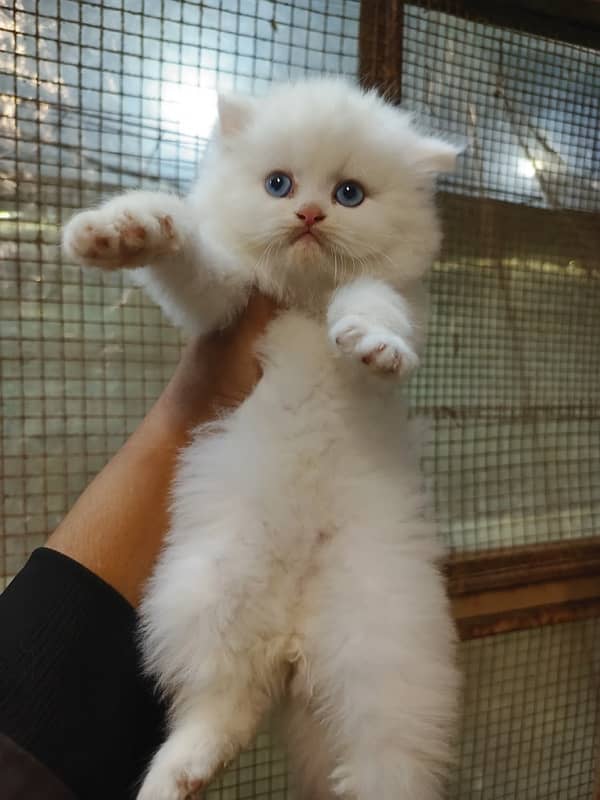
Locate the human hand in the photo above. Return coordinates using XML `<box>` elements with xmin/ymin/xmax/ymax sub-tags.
<box><xmin>48</xmin><ymin>291</ymin><xmax>280</xmax><ymax>605</ymax></box>
<box><xmin>158</xmin><ymin>291</ymin><xmax>280</xmax><ymax>432</ymax></box>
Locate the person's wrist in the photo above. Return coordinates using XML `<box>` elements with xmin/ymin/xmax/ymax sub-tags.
<box><xmin>153</xmin><ymin>365</ymin><xmax>224</xmax><ymax>442</ymax></box>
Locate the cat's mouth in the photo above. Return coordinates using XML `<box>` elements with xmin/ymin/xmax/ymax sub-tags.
<box><xmin>290</xmin><ymin>228</ymin><xmax>323</xmax><ymax>246</ymax></box>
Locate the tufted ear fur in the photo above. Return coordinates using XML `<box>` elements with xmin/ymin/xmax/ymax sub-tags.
<box><xmin>413</xmin><ymin>136</ymin><xmax>461</xmax><ymax>174</ymax></box>
<box><xmin>217</xmin><ymin>93</ymin><xmax>255</xmax><ymax>136</ymax></box>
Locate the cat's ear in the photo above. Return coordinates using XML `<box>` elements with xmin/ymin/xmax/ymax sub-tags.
<box><xmin>217</xmin><ymin>93</ymin><xmax>254</xmax><ymax>136</ymax></box>
<box><xmin>413</xmin><ymin>136</ymin><xmax>462</xmax><ymax>175</ymax></box>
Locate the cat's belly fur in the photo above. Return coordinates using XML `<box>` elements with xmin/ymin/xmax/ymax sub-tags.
<box><xmin>141</xmin><ymin>310</ymin><xmax>449</xmax><ymax>707</ymax></box>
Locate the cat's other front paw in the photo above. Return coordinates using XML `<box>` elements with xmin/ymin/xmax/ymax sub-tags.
<box><xmin>330</xmin><ymin>316</ymin><xmax>419</xmax><ymax>377</ymax></box>
<box><xmin>63</xmin><ymin>202</ymin><xmax>181</xmax><ymax>270</ymax></box>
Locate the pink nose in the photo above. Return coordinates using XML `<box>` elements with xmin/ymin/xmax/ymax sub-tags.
<box><xmin>296</xmin><ymin>204</ymin><xmax>326</xmax><ymax>227</ymax></box>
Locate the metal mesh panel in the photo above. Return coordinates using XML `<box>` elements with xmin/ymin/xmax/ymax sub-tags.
<box><xmin>402</xmin><ymin>5</ymin><xmax>600</xmax><ymax>552</ymax></box>
<box><xmin>2</xmin><ymin>2</ymin><xmax>600</xmax><ymax>800</ymax></box>
<box><xmin>1</xmin><ymin>2</ymin><xmax>357</xmax><ymax>799</ymax></box>
<box><xmin>0</xmin><ymin>0</ymin><xmax>360</xmax><ymax>588</ymax></box>
<box><xmin>209</xmin><ymin>731</ymin><xmax>288</xmax><ymax>800</ymax></box>
<box><xmin>397</xmin><ymin>5</ymin><xmax>600</xmax><ymax>799</ymax></box>
<box><xmin>452</xmin><ymin>619</ymin><xmax>600</xmax><ymax>799</ymax></box>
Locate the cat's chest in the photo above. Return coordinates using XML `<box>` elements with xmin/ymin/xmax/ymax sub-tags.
<box><xmin>227</xmin><ymin>311</ymin><xmax>401</xmax><ymax>489</ymax></box>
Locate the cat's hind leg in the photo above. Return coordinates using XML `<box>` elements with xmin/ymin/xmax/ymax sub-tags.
<box><xmin>137</xmin><ymin>674</ymin><xmax>274</xmax><ymax>800</ymax></box>
<box><xmin>303</xmin><ymin>529</ymin><xmax>459</xmax><ymax>800</ymax></box>
<box><xmin>282</xmin><ymin>695</ymin><xmax>337</xmax><ymax>800</ymax></box>
<box><xmin>136</xmin><ymin>436</ymin><xmax>291</xmax><ymax>800</ymax></box>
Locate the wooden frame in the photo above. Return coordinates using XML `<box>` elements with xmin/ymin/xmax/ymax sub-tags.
<box><xmin>359</xmin><ymin>0</ymin><xmax>404</xmax><ymax>100</ymax></box>
<box><xmin>359</xmin><ymin>0</ymin><xmax>600</xmax><ymax>640</ymax></box>
<box><xmin>447</xmin><ymin>539</ymin><xmax>600</xmax><ymax>639</ymax></box>
<box><xmin>360</xmin><ymin>0</ymin><xmax>600</xmax><ymax>66</ymax></box>
<box><xmin>415</xmin><ymin>0</ymin><xmax>600</xmax><ymax>51</ymax></box>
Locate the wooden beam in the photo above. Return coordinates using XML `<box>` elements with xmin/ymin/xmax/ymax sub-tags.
<box><xmin>359</xmin><ymin>0</ymin><xmax>404</xmax><ymax>100</ymax></box>
<box><xmin>437</xmin><ymin>192</ymin><xmax>600</xmax><ymax>276</ymax></box>
<box><xmin>359</xmin><ymin>1</ymin><xmax>598</xmax><ymax>101</ymax></box>
<box><xmin>447</xmin><ymin>538</ymin><xmax>600</xmax><ymax>596</ymax></box>
<box><xmin>407</xmin><ymin>0</ymin><xmax>600</xmax><ymax>52</ymax></box>
<box><xmin>452</xmin><ymin>581</ymin><xmax>600</xmax><ymax>640</ymax></box>
<box><xmin>446</xmin><ymin>539</ymin><xmax>600</xmax><ymax>639</ymax></box>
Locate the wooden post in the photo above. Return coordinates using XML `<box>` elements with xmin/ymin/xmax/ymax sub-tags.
<box><xmin>359</xmin><ymin>0</ymin><xmax>405</xmax><ymax>101</ymax></box>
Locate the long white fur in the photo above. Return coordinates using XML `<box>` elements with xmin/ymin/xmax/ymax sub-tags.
<box><xmin>63</xmin><ymin>78</ymin><xmax>460</xmax><ymax>800</ymax></box>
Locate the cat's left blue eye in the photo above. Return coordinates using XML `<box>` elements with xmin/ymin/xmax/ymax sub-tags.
<box><xmin>334</xmin><ymin>180</ymin><xmax>365</xmax><ymax>207</ymax></box>
<box><xmin>265</xmin><ymin>172</ymin><xmax>293</xmax><ymax>198</ymax></box>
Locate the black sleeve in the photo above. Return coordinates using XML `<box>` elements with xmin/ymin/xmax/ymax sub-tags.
<box><xmin>0</xmin><ymin>547</ymin><xmax>166</xmax><ymax>800</ymax></box>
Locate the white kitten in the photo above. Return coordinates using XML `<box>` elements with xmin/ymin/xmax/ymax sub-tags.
<box><xmin>64</xmin><ymin>78</ymin><xmax>460</xmax><ymax>800</ymax></box>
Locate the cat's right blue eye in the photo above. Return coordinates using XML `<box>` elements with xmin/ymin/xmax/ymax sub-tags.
<box><xmin>265</xmin><ymin>172</ymin><xmax>293</xmax><ymax>198</ymax></box>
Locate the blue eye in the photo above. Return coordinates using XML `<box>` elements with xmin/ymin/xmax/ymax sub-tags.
<box><xmin>334</xmin><ymin>180</ymin><xmax>365</xmax><ymax>207</ymax></box>
<box><xmin>265</xmin><ymin>172</ymin><xmax>293</xmax><ymax>198</ymax></box>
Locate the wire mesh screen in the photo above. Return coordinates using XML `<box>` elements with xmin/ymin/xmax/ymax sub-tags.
<box><xmin>395</xmin><ymin>4</ymin><xmax>600</xmax><ymax>800</ymax></box>
<box><xmin>0</xmin><ymin>0</ymin><xmax>359</xmax><ymax>590</ymax></box>
<box><xmin>2</xmin><ymin>1</ymin><xmax>600</xmax><ymax>800</ymax></box>
<box><xmin>402</xmin><ymin>4</ymin><xmax>600</xmax><ymax>552</ymax></box>
<box><xmin>1</xmin><ymin>2</ymin><xmax>358</xmax><ymax>799</ymax></box>
<box><xmin>453</xmin><ymin>618</ymin><xmax>600</xmax><ymax>799</ymax></box>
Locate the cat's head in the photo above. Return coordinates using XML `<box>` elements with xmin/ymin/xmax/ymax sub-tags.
<box><xmin>194</xmin><ymin>78</ymin><xmax>458</xmax><ymax>304</ymax></box>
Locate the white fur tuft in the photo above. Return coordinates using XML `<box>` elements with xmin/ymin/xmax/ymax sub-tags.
<box><xmin>413</xmin><ymin>136</ymin><xmax>461</xmax><ymax>174</ymax></box>
<box><xmin>217</xmin><ymin>92</ymin><xmax>255</xmax><ymax>137</ymax></box>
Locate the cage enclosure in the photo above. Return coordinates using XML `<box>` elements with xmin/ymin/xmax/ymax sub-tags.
<box><xmin>1</xmin><ymin>1</ymin><xmax>599</xmax><ymax>798</ymax></box>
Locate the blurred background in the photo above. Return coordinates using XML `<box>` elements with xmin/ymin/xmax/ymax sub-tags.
<box><xmin>1</xmin><ymin>1</ymin><xmax>599</xmax><ymax>797</ymax></box>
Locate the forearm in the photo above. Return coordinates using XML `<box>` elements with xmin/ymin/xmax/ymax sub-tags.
<box><xmin>63</xmin><ymin>190</ymin><xmax>248</xmax><ymax>335</ymax></box>
<box><xmin>47</xmin><ymin>292</ymin><xmax>277</xmax><ymax>606</ymax></box>
<box><xmin>47</xmin><ymin>393</ymin><xmax>196</xmax><ymax>607</ymax></box>
<box><xmin>327</xmin><ymin>277</ymin><xmax>427</xmax><ymax>375</ymax></box>
<box><xmin>328</xmin><ymin>278</ymin><xmax>422</xmax><ymax>338</ymax></box>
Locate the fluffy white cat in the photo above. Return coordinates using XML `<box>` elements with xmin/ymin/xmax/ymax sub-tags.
<box><xmin>63</xmin><ymin>78</ymin><xmax>460</xmax><ymax>800</ymax></box>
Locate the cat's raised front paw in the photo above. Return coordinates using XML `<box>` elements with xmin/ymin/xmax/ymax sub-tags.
<box><xmin>63</xmin><ymin>202</ymin><xmax>181</xmax><ymax>270</ymax></box>
<box><xmin>330</xmin><ymin>316</ymin><xmax>419</xmax><ymax>377</ymax></box>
